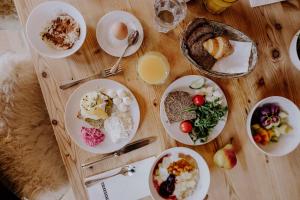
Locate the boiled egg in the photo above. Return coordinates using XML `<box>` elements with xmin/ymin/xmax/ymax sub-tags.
<box><xmin>111</xmin><ymin>22</ymin><xmax>128</xmax><ymax>40</ymax></box>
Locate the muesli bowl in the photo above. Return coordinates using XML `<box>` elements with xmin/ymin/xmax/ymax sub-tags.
<box><xmin>26</xmin><ymin>1</ymin><xmax>86</xmax><ymax>58</ymax></box>
<box><xmin>148</xmin><ymin>147</ymin><xmax>210</xmax><ymax>200</ymax></box>
<box><xmin>180</xmin><ymin>18</ymin><xmax>258</xmax><ymax>78</ymax></box>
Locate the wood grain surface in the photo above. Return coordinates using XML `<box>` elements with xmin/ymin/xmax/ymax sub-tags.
<box><xmin>13</xmin><ymin>0</ymin><xmax>300</xmax><ymax>199</ymax></box>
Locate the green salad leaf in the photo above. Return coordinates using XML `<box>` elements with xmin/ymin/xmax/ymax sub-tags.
<box><xmin>185</xmin><ymin>99</ymin><xmax>227</xmax><ymax>143</ymax></box>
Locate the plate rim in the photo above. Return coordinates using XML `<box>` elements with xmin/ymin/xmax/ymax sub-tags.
<box><xmin>159</xmin><ymin>75</ymin><xmax>228</xmax><ymax>145</ymax></box>
<box><xmin>64</xmin><ymin>79</ymin><xmax>140</xmax><ymax>154</ymax></box>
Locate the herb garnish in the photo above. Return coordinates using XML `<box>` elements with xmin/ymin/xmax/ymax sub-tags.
<box><xmin>185</xmin><ymin>99</ymin><xmax>227</xmax><ymax>143</ymax></box>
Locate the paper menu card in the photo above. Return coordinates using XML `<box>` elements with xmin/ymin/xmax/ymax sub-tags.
<box><xmin>249</xmin><ymin>0</ymin><xmax>285</xmax><ymax>7</ymax></box>
<box><xmin>85</xmin><ymin>156</ymin><xmax>156</xmax><ymax>200</ymax></box>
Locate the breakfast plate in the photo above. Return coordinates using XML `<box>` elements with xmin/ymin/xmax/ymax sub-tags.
<box><xmin>65</xmin><ymin>79</ymin><xmax>140</xmax><ymax>154</ymax></box>
<box><xmin>26</xmin><ymin>1</ymin><xmax>86</xmax><ymax>58</ymax></box>
<box><xmin>148</xmin><ymin>147</ymin><xmax>210</xmax><ymax>200</ymax></box>
<box><xmin>96</xmin><ymin>10</ymin><xmax>144</xmax><ymax>57</ymax></box>
<box><xmin>160</xmin><ymin>75</ymin><xmax>228</xmax><ymax>145</ymax></box>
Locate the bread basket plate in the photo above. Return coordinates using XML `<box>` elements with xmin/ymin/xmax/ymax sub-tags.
<box><xmin>181</xmin><ymin>18</ymin><xmax>258</xmax><ymax>78</ymax></box>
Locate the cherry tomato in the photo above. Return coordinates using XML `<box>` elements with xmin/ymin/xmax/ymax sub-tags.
<box><xmin>192</xmin><ymin>95</ymin><xmax>205</xmax><ymax>106</ymax></box>
<box><xmin>180</xmin><ymin>121</ymin><xmax>193</xmax><ymax>133</ymax></box>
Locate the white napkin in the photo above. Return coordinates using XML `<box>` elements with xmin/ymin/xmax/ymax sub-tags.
<box><xmin>86</xmin><ymin>156</ymin><xmax>156</xmax><ymax>200</ymax></box>
<box><xmin>249</xmin><ymin>0</ymin><xmax>285</xmax><ymax>7</ymax></box>
<box><xmin>212</xmin><ymin>40</ymin><xmax>252</xmax><ymax>74</ymax></box>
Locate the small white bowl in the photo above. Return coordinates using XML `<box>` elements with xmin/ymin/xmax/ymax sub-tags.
<box><xmin>246</xmin><ymin>96</ymin><xmax>300</xmax><ymax>157</ymax></box>
<box><xmin>26</xmin><ymin>1</ymin><xmax>86</xmax><ymax>59</ymax></box>
<box><xmin>289</xmin><ymin>30</ymin><xmax>300</xmax><ymax>70</ymax></box>
<box><xmin>148</xmin><ymin>147</ymin><xmax>210</xmax><ymax>200</ymax></box>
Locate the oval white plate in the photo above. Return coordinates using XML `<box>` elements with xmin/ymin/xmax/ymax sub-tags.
<box><xmin>160</xmin><ymin>75</ymin><xmax>228</xmax><ymax>145</ymax></box>
<box><xmin>96</xmin><ymin>10</ymin><xmax>144</xmax><ymax>57</ymax></box>
<box><xmin>65</xmin><ymin>79</ymin><xmax>140</xmax><ymax>154</ymax></box>
<box><xmin>26</xmin><ymin>1</ymin><xmax>86</xmax><ymax>59</ymax></box>
<box><xmin>148</xmin><ymin>147</ymin><xmax>210</xmax><ymax>200</ymax></box>
<box><xmin>246</xmin><ymin>96</ymin><xmax>300</xmax><ymax>156</ymax></box>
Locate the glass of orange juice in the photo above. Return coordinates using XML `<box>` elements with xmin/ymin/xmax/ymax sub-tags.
<box><xmin>137</xmin><ymin>51</ymin><xmax>170</xmax><ymax>85</ymax></box>
<box><xmin>203</xmin><ymin>0</ymin><xmax>238</xmax><ymax>14</ymax></box>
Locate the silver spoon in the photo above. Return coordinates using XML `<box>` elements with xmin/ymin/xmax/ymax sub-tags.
<box><xmin>110</xmin><ymin>30</ymin><xmax>139</xmax><ymax>74</ymax></box>
<box><xmin>84</xmin><ymin>165</ymin><xmax>135</xmax><ymax>187</ymax></box>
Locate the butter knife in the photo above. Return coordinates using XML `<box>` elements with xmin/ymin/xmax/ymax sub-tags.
<box><xmin>81</xmin><ymin>136</ymin><xmax>157</xmax><ymax>168</ymax></box>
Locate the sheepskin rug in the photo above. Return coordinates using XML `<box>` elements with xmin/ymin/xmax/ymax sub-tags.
<box><xmin>0</xmin><ymin>52</ymin><xmax>70</xmax><ymax>200</ymax></box>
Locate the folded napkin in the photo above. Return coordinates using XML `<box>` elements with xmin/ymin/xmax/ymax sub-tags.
<box><xmin>85</xmin><ymin>156</ymin><xmax>156</xmax><ymax>200</ymax></box>
<box><xmin>212</xmin><ymin>40</ymin><xmax>252</xmax><ymax>74</ymax></box>
<box><xmin>249</xmin><ymin>0</ymin><xmax>285</xmax><ymax>7</ymax></box>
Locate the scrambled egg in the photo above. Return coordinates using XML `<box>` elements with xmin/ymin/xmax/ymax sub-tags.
<box><xmin>80</xmin><ymin>91</ymin><xmax>109</xmax><ymax>120</ymax></box>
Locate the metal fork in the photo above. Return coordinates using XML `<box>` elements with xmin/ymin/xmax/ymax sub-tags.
<box><xmin>59</xmin><ymin>66</ymin><xmax>123</xmax><ymax>90</ymax></box>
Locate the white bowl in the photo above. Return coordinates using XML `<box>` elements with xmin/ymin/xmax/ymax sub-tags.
<box><xmin>26</xmin><ymin>1</ymin><xmax>86</xmax><ymax>59</ymax></box>
<box><xmin>246</xmin><ymin>96</ymin><xmax>300</xmax><ymax>156</ymax></box>
<box><xmin>289</xmin><ymin>30</ymin><xmax>300</xmax><ymax>70</ymax></box>
<box><xmin>148</xmin><ymin>147</ymin><xmax>210</xmax><ymax>200</ymax></box>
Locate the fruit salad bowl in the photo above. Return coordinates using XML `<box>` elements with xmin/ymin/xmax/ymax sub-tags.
<box><xmin>246</xmin><ymin>96</ymin><xmax>300</xmax><ymax>156</ymax></box>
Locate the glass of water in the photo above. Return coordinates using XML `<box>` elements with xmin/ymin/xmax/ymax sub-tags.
<box><xmin>154</xmin><ymin>0</ymin><xmax>187</xmax><ymax>33</ymax></box>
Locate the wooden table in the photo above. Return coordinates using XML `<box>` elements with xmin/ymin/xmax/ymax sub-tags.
<box><xmin>14</xmin><ymin>0</ymin><xmax>300</xmax><ymax>199</ymax></box>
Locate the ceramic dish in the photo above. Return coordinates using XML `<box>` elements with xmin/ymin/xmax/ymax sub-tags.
<box><xmin>148</xmin><ymin>147</ymin><xmax>210</xmax><ymax>200</ymax></box>
<box><xmin>289</xmin><ymin>30</ymin><xmax>300</xmax><ymax>71</ymax></box>
<box><xmin>160</xmin><ymin>75</ymin><xmax>228</xmax><ymax>145</ymax></box>
<box><xmin>96</xmin><ymin>10</ymin><xmax>144</xmax><ymax>57</ymax></box>
<box><xmin>246</xmin><ymin>96</ymin><xmax>300</xmax><ymax>156</ymax></box>
<box><xmin>65</xmin><ymin>79</ymin><xmax>140</xmax><ymax>154</ymax></box>
<box><xmin>181</xmin><ymin>18</ymin><xmax>258</xmax><ymax>78</ymax></box>
<box><xmin>26</xmin><ymin>1</ymin><xmax>86</xmax><ymax>58</ymax></box>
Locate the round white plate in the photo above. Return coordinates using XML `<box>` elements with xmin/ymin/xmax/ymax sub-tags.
<box><xmin>65</xmin><ymin>79</ymin><xmax>140</xmax><ymax>154</ymax></box>
<box><xmin>96</xmin><ymin>10</ymin><xmax>144</xmax><ymax>57</ymax></box>
<box><xmin>148</xmin><ymin>147</ymin><xmax>210</xmax><ymax>200</ymax></box>
<box><xmin>246</xmin><ymin>96</ymin><xmax>300</xmax><ymax>157</ymax></box>
<box><xmin>26</xmin><ymin>1</ymin><xmax>86</xmax><ymax>59</ymax></box>
<box><xmin>160</xmin><ymin>75</ymin><xmax>228</xmax><ymax>145</ymax></box>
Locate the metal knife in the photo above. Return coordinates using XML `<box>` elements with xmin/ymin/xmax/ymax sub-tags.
<box><xmin>81</xmin><ymin>136</ymin><xmax>157</xmax><ymax>168</ymax></box>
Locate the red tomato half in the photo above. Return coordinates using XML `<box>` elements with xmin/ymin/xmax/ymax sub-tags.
<box><xmin>192</xmin><ymin>95</ymin><xmax>205</xmax><ymax>106</ymax></box>
<box><xmin>180</xmin><ymin>121</ymin><xmax>193</xmax><ymax>133</ymax></box>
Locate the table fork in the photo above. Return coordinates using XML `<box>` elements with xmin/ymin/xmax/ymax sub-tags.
<box><xmin>59</xmin><ymin>66</ymin><xmax>123</xmax><ymax>90</ymax></box>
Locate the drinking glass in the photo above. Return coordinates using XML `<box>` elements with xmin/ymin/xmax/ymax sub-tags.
<box><xmin>203</xmin><ymin>0</ymin><xmax>238</xmax><ymax>14</ymax></box>
<box><xmin>154</xmin><ymin>0</ymin><xmax>187</xmax><ymax>33</ymax></box>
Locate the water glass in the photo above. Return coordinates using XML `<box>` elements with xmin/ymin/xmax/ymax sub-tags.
<box><xmin>154</xmin><ymin>0</ymin><xmax>187</xmax><ymax>33</ymax></box>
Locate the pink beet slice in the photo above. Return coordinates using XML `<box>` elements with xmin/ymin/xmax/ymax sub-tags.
<box><xmin>81</xmin><ymin>127</ymin><xmax>105</xmax><ymax>147</ymax></box>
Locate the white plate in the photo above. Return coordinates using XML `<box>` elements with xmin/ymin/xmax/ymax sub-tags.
<box><xmin>65</xmin><ymin>79</ymin><xmax>140</xmax><ymax>154</ymax></box>
<box><xmin>160</xmin><ymin>75</ymin><xmax>228</xmax><ymax>145</ymax></box>
<box><xmin>148</xmin><ymin>147</ymin><xmax>210</xmax><ymax>200</ymax></box>
<box><xmin>246</xmin><ymin>96</ymin><xmax>300</xmax><ymax>156</ymax></box>
<box><xmin>26</xmin><ymin>1</ymin><xmax>86</xmax><ymax>59</ymax></box>
<box><xmin>96</xmin><ymin>10</ymin><xmax>144</xmax><ymax>57</ymax></box>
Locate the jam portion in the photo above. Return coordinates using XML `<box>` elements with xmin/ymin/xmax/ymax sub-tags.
<box><xmin>158</xmin><ymin>174</ymin><xmax>176</xmax><ymax>198</ymax></box>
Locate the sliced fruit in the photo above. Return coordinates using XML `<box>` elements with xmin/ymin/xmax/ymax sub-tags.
<box><xmin>253</xmin><ymin>134</ymin><xmax>262</xmax><ymax>143</ymax></box>
<box><xmin>89</xmin><ymin>107</ymin><xmax>108</xmax><ymax>119</ymax></box>
<box><xmin>189</xmin><ymin>78</ymin><xmax>205</xmax><ymax>89</ymax></box>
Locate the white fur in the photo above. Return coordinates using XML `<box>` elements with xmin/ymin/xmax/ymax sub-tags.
<box><xmin>0</xmin><ymin>52</ymin><xmax>72</xmax><ymax>200</ymax></box>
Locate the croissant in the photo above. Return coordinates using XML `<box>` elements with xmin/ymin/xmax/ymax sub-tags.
<box><xmin>203</xmin><ymin>36</ymin><xmax>234</xmax><ymax>60</ymax></box>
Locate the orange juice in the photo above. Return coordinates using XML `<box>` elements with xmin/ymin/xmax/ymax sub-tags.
<box><xmin>137</xmin><ymin>52</ymin><xmax>170</xmax><ymax>85</ymax></box>
<box><xmin>203</xmin><ymin>0</ymin><xmax>238</xmax><ymax>14</ymax></box>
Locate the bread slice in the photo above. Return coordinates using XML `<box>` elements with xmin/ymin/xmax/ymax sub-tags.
<box><xmin>203</xmin><ymin>36</ymin><xmax>233</xmax><ymax>60</ymax></box>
